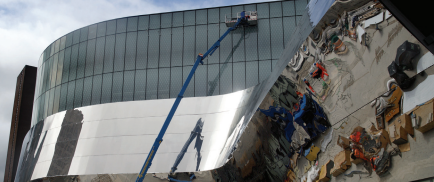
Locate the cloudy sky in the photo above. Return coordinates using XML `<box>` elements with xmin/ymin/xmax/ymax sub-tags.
<box><xmin>0</xmin><ymin>0</ymin><xmax>274</xmax><ymax>179</ymax></box>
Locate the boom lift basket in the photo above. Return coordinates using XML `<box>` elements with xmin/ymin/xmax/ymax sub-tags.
<box><xmin>225</xmin><ymin>11</ymin><xmax>258</xmax><ymax>27</ymax></box>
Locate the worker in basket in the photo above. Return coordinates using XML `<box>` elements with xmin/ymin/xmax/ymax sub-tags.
<box><xmin>310</xmin><ymin>63</ymin><xmax>329</xmax><ymax>81</ymax></box>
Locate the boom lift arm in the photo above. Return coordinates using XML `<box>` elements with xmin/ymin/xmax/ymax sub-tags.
<box><xmin>136</xmin><ymin>11</ymin><xmax>252</xmax><ymax>182</ymax></box>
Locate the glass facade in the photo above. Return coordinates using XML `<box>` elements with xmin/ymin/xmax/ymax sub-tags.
<box><xmin>31</xmin><ymin>0</ymin><xmax>308</xmax><ymax>126</ymax></box>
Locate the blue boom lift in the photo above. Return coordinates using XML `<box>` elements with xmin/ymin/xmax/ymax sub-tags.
<box><xmin>136</xmin><ymin>11</ymin><xmax>257</xmax><ymax>182</ymax></box>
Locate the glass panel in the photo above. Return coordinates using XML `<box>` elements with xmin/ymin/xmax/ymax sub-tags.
<box><xmin>73</xmin><ymin>29</ymin><xmax>80</xmax><ymax>45</ymax></box>
<box><xmin>148</xmin><ymin>30</ymin><xmax>159</xmax><ymax>68</ymax></box>
<box><xmin>123</xmin><ymin>70</ymin><xmax>135</xmax><ymax>101</ymax></box>
<box><xmin>161</xmin><ymin>13</ymin><xmax>172</xmax><ymax>28</ymax></box>
<box><xmin>82</xmin><ymin>76</ymin><xmax>93</xmax><ymax>107</ymax></box>
<box><xmin>116</xmin><ymin>18</ymin><xmax>127</xmax><ymax>33</ymax></box>
<box><xmin>80</xmin><ymin>27</ymin><xmax>89</xmax><ymax>42</ymax></box>
<box><xmin>232</xmin><ymin>26</ymin><xmax>245</xmax><ymax>62</ymax></box>
<box><xmin>44</xmin><ymin>61</ymin><xmax>50</xmax><ymax>91</ymax></box>
<box><xmin>295</xmin><ymin>0</ymin><xmax>307</xmax><ymax>15</ymax></box>
<box><xmin>259</xmin><ymin>60</ymin><xmax>271</xmax><ymax>82</ymax></box>
<box><xmin>106</xmin><ymin>20</ymin><xmax>117</xmax><ymax>35</ymax></box>
<box><xmin>101</xmin><ymin>73</ymin><xmax>112</xmax><ymax>104</ymax></box>
<box><xmin>48</xmin><ymin>88</ymin><xmax>55</xmax><ymax>116</ymax></box>
<box><xmin>92</xmin><ymin>75</ymin><xmax>102</xmax><ymax>105</ymax></box>
<box><xmin>149</xmin><ymin>14</ymin><xmax>160</xmax><ymax>29</ymax></box>
<box><xmin>50</xmin><ymin>42</ymin><xmax>55</xmax><ymax>56</ymax></box>
<box><xmin>62</xmin><ymin>47</ymin><xmax>71</xmax><ymax>83</ymax></box>
<box><xmin>74</xmin><ymin>78</ymin><xmax>83</xmax><ymax>108</ymax></box>
<box><xmin>76</xmin><ymin>41</ymin><xmax>87</xmax><ymax>79</ymax></box>
<box><xmin>85</xmin><ymin>39</ymin><xmax>96</xmax><ymax>77</ymax></box>
<box><xmin>114</xmin><ymin>33</ymin><xmax>126</xmax><ymax>71</ymax></box>
<box><xmin>66</xmin><ymin>33</ymin><xmax>73</xmax><ymax>48</ymax></box>
<box><xmin>55</xmin><ymin>85</ymin><xmax>64</xmax><ymax>112</ymax></box>
<box><xmin>194</xmin><ymin>65</ymin><xmax>207</xmax><ymax>97</ymax></box>
<box><xmin>172</xmin><ymin>12</ymin><xmax>183</xmax><ymax>27</ymax></box>
<box><xmin>94</xmin><ymin>37</ymin><xmax>105</xmax><ymax>74</ymax></box>
<box><xmin>257</xmin><ymin>4</ymin><xmax>270</xmax><ymax>19</ymax></box>
<box><xmin>219</xmin><ymin>7</ymin><xmax>231</xmax><ymax>23</ymax></box>
<box><xmin>97</xmin><ymin>22</ymin><xmax>107</xmax><ymax>37</ymax></box>
<box><xmin>54</xmin><ymin>39</ymin><xmax>60</xmax><ymax>54</ymax></box>
<box><xmin>44</xmin><ymin>90</ymin><xmax>49</xmax><ymax>118</ymax></box>
<box><xmin>207</xmin><ymin>64</ymin><xmax>219</xmax><ymax>96</ymax></box>
<box><xmin>88</xmin><ymin>24</ymin><xmax>97</xmax><ymax>39</ymax></box>
<box><xmin>170</xmin><ymin>67</ymin><xmax>182</xmax><ymax>98</ymax></box>
<box><xmin>66</xmin><ymin>80</ymin><xmax>75</xmax><ymax>110</ymax></box>
<box><xmin>196</xmin><ymin>9</ymin><xmax>207</xmax><ymax>25</ymax></box>
<box><xmin>103</xmin><ymin>35</ymin><xmax>115</xmax><ymax>73</ymax></box>
<box><xmin>146</xmin><ymin>69</ymin><xmax>158</xmax><ymax>99</ymax></box>
<box><xmin>59</xmin><ymin>84</ymin><xmax>68</xmax><ymax>112</ymax></box>
<box><xmin>182</xmin><ymin>66</ymin><xmax>194</xmax><ymax>97</ymax></box>
<box><xmin>196</xmin><ymin>25</ymin><xmax>207</xmax><ymax>64</ymax></box>
<box><xmin>258</xmin><ymin>19</ymin><xmax>271</xmax><ymax>60</ymax></box>
<box><xmin>138</xmin><ymin>15</ymin><xmax>149</xmax><ymax>30</ymax></box>
<box><xmin>136</xmin><ymin>31</ymin><xmax>148</xmax><ymax>69</ymax></box>
<box><xmin>283</xmin><ymin>17</ymin><xmax>296</xmax><ymax>48</ymax></box>
<box><xmin>283</xmin><ymin>1</ymin><xmax>296</xmax><ymax>17</ymax></box>
<box><xmin>159</xmin><ymin>28</ymin><xmax>171</xmax><ymax>67</ymax></box>
<box><xmin>270</xmin><ymin>2</ymin><xmax>282</xmax><ymax>18</ymax></box>
<box><xmin>51</xmin><ymin>55</ymin><xmax>58</xmax><ymax>88</ymax></box>
<box><xmin>60</xmin><ymin>36</ymin><xmax>66</xmax><ymax>50</ymax></box>
<box><xmin>134</xmin><ymin>70</ymin><xmax>146</xmax><ymax>100</ymax></box>
<box><xmin>127</xmin><ymin>17</ymin><xmax>138</xmax><ymax>32</ymax></box>
<box><xmin>43</xmin><ymin>45</ymin><xmax>50</xmax><ymax>61</ymax></box>
<box><xmin>171</xmin><ymin>27</ymin><xmax>183</xmax><ymax>67</ymax></box>
<box><xmin>219</xmin><ymin>23</ymin><xmax>232</xmax><ymax>64</ymax></box>
<box><xmin>245</xmin><ymin>26</ymin><xmax>258</xmax><ymax>61</ymax></box>
<box><xmin>207</xmin><ymin>24</ymin><xmax>219</xmax><ymax>64</ymax></box>
<box><xmin>233</xmin><ymin>62</ymin><xmax>245</xmax><ymax>92</ymax></box>
<box><xmin>112</xmin><ymin>71</ymin><xmax>123</xmax><ymax>102</ymax></box>
<box><xmin>69</xmin><ymin>44</ymin><xmax>79</xmax><ymax>81</ymax></box>
<box><xmin>232</xmin><ymin>6</ymin><xmax>244</xmax><ymax>19</ymax></box>
<box><xmin>184</xmin><ymin>11</ymin><xmax>195</xmax><ymax>26</ymax></box>
<box><xmin>125</xmin><ymin>32</ymin><xmax>137</xmax><ymax>70</ymax></box>
<box><xmin>220</xmin><ymin>63</ymin><xmax>232</xmax><ymax>95</ymax></box>
<box><xmin>158</xmin><ymin>68</ymin><xmax>170</xmax><ymax>99</ymax></box>
<box><xmin>183</xmin><ymin>26</ymin><xmax>195</xmax><ymax>66</ymax></box>
<box><xmin>244</xmin><ymin>4</ymin><xmax>256</xmax><ymax>12</ymax></box>
<box><xmin>208</xmin><ymin>8</ymin><xmax>219</xmax><ymax>24</ymax></box>
<box><xmin>270</xmin><ymin>18</ymin><xmax>283</xmax><ymax>59</ymax></box>
<box><xmin>56</xmin><ymin>50</ymin><xmax>64</xmax><ymax>86</ymax></box>
<box><xmin>246</xmin><ymin>61</ymin><xmax>258</xmax><ymax>88</ymax></box>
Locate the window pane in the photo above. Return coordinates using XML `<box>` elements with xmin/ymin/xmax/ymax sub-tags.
<box><xmin>123</xmin><ymin>70</ymin><xmax>135</xmax><ymax>101</ymax></box>
<box><xmin>66</xmin><ymin>80</ymin><xmax>75</xmax><ymax>110</ymax></box>
<box><xmin>257</xmin><ymin>3</ymin><xmax>269</xmax><ymax>19</ymax></box>
<box><xmin>183</xmin><ymin>26</ymin><xmax>195</xmax><ymax>66</ymax></box>
<box><xmin>101</xmin><ymin>73</ymin><xmax>112</xmax><ymax>104</ymax></box>
<box><xmin>244</xmin><ymin>4</ymin><xmax>256</xmax><ymax>12</ymax></box>
<box><xmin>80</xmin><ymin>27</ymin><xmax>88</xmax><ymax>42</ymax></box>
<box><xmin>103</xmin><ymin>35</ymin><xmax>115</xmax><ymax>73</ymax></box>
<box><xmin>56</xmin><ymin>50</ymin><xmax>64</xmax><ymax>86</ymax></box>
<box><xmin>66</xmin><ymin>33</ymin><xmax>73</xmax><ymax>48</ymax></box>
<box><xmin>258</xmin><ymin>19</ymin><xmax>271</xmax><ymax>60</ymax></box>
<box><xmin>270</xmin><ymin>2</ymin><xmax>282</xmax><ymax>18</ymax></box>
<box><xmin>182</xmin><ymin>66</ymin><xmax>194</xmax><ymax>97</ymax></box>
<box><xmin>94</xmin><ymin>37</ymin><xmax>105</xmax><ymax>74</ymax></box>
<box><xmin>51</xmin><ymin>55</ymin><xmax>58</xmax><ymax>88</ymax></box>
<box><xmin>219</xmin><ymin>23</ymin><xmax>232</xmax><ymax>64</ymax></box>
<box><xmin>270</xmin><ymin>18</ymin><xmax>283</xmax><ymax>59</ymax></box>
<box><xmin>172</xmin><ymin>12</ymin><xmax>183</xmax><ymax>27</ymax></box>
<box><xmin>232</xmin><ymin>27</ymin><xmax>245</xmax><ymax>62</ymax></box>
<box><xmin>295</xmin><ymin>0</ymin><xmax>307</xmax><ymax>15</ymax></box>
<box><xmin>114</xmin><ymin>33</ymin><xmax>126</xmax><ymax>71</ymax></box>
<box><xmin>184</xmin><ymin>11</ymin><xmax>195</xmax><ymax>26</ymax></box>
<box><xmin>44</xmin><ymin>90</ymin><xmax>49</xmax><ymax>118</ymax></box>
<box><xmin>88</xmin><ymin>24</ymin><xmax>97</xmax><ymax>39</ymax></box>
<box><xmin>195</xmin><ymin>65</ymin><xmax>207</xmax><ymax>97</ymax></box>
<box><xmin>148</xmin><ymin>30</ymin><xmax>159</xmax><ymax>68</ymax></box>
<box><xmin>59</xmin><ymin>83</ymin><xmax>68</xmax><ymax>111</ymax></box>
<box><xmin>112</xmin><ymin>71</ymin><xmax>123</xmax><ymax>102</ymax></box>
<box><xmin>233</xmin><ymin>62</ymin><xmax>245</xmax><ymax>91</ymax></box>
<box><xmin>219</xmin><ymin>7</ymin><xmax>231</xmax><ymax>23</ymax></box>
<box><xmin>116</xmin><ymin>18</ymin><xmax>127</xmax><ymax>33</ymax></box>
<box><xmin>208</xmin><ymin>8</ymin><xmax>219</xmax><ymax>24</ymax></box>
<box><xmin>74</xmin><ymin>78</ymin><xmax>83</xmax><ymax>108</ymax></box>
<box><xmin>245</xmin><ymin>26</ymin><xmax>258</xmax><ymax>61</ymax></box>
<box><xmin>232</xmin><ymin>6</ymin><xmax>243</xmax><ymax>19</ymax></box>
<box><xmin>246</xmin><ymin>61</ymin><xmax>258</xmax><ymax>88</ymax></box>
<box><xmin>158</xmin><ymin>68</ymin><xmax>170</xmax><ymax>99</ymax></box>
<box><xmin>127</xmin><ymin>17</ymin><xmax>138</xmax><ymax>32</ymax></box>
<box><xmin>92</xmin><ymin>75</ymin><xmax>102</xmax><ymax>105</ymax></box>
<box><xmin>150</xmin><ymin>14</ymin><xmax>160</xmax><ymax>29</ymax></box>
<box><xmin>77</xmin><ymin>41</ymin><xmax>87</xmax><ymax>79</ymax></box>
<box><xmin>43</xmin><ymin>45</ymin><xmax>50</xmax><ymax>61</ymax></box>
<box><xmin>170</xmin><ymin>67</ymin><xmax>182</xmax><ymax>98</ymax></box>
<box><xmin>259</xmin><ymin>60</ymin><xmax>271</xmax><ymax>82</ymax></box>
<box><xmin>171</xmin><ymin>27</ymin><xmax>183</xmax><ymax>67</ymax></box>
<box><xmin>161</xmin><ymin>13</ymin><xmax>172</xmax><ymax>28</ymax></box>
<box><xmin>69</xmin><ymin>44</ymin><xmax>79</xmax><ymax>81</ymax></box>
<box><xmin>97</xmin><ymin>22</ymin><xmax>107</xmax><ymax>37</ymax></box>
<box><xmin>196</xmin><ymin>25</ymin><xmax>207</xmax><ymax>64</ymax></box>
<box><xmin>51</xmin><ymin>42</ymin><xmax>55</xmax><ymax>56</ymax></box>
<box><xmin>138</xmin><ymin>15</ymin><xmax>149</xmax><ymax>30</ymax></box>
<box><xmin>73</xmin><ymin>29</ymin><xmax>80</xmax><ymax>45</ymax></box>
<box><xmin>282</xmin><ymin>1</ymin><xmax>295</xmax><ymax>17</ymax></box>
<box><xmin>48</xmin><ymin>88</ymin><xmax>55</xmax><ymax>116</ymax></box>
<box><xmin>60</xmin><ymin>36</ymin><xmax>66</xmax><ymax>50</ymax></box>
<box><xmin>137</xmin><ymin>31</ymin><xmax>148</xmax><ymax>69</ymax></box>
<box><xmin>220</xmin><ymin>63</ymin><xmax>232</xmax><ymax>94</ymax></box>
<box><xmin>146</xmin><ymin>69</ymin><xmax>158</xmax><ymax>99</ymax></box>
<box><xmin>54</xmin><ymin>39</ymin><xmax>60</xmax><ymax>54</ymax></box>
<box><xmin>85</xmin><ymin>39</ymin><xmax>96</xmax><ymax>77</ymax></box>
<box><xmin>134</xmin><ymin>70</ymin><xmax>146</xmax><ymax>100</ymax></box>
<box><xmin>283</xmin><ymin>17</ymin><xmax>296</xmax><ymax>48</ymax></box>
<box><xmin>62</xmin><ymin>47</ymin><xmax>71</xmax><ymax>83</ymax></box>
<box><xmin>106</xmin><ymin>20</ymin><xmax>117</xmax><ymax>35</ymax></box>
<box><xmin>160</xmin><ymin>28</ymin><xmax>171</xmax><ymax>67</ymax></box>
<box><xmin>82</xmin><ymin>77</ymin><xmax>93</xmax><ymax>107</ymax></box>
<box><xmin>125</xmin><ymin>32</ymin><xmax>137</xmax><ymax>70</ymax></box>
<box><xmin>207</xmin><ymin>64</ymin><xmax>219</xmax><ymax>96</ymax></box>
<box><xmin>196</xmin><ymin>9</ymin><xmax>207</xmax><ymax>25</ymax></box>
<box><xmin>207</xmin><ymin>24</ymin><xmax>219</xmax><ymax>64</ymax></box>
